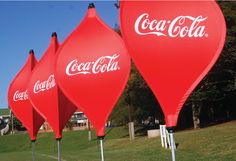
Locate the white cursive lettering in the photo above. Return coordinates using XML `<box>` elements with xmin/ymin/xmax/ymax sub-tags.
<box><xmin>66</xmin><ymin>54</ymin><xmax>120</xmax><ymax>76</ymax></box>
<box><xmin>135</xmin><ymin>13</ymin><xmax>207</xmax><ymax>38</ymax></box>
<box><xmin>33</xmin><ymin>74</ymin><xmax>56</xmax><ymax>94</ymax></box>
<box><xmin>13</xmin><ymin>90</ymin><xmax>28</xmax><ymax>101</ymax></box>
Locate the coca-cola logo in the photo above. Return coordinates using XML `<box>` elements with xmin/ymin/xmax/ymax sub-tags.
<box><xmin>135</xmin><ymin>13</ymin><xmax>208</xmax><ymax>38</ymax></box>
<box><xmin>33</xmin><ymin>74</ymin><xmax>56</xmax><ymax>94</ymax></box>
<box><xmin>66</xmin><ymin>54</ymin><xmax>120</xmax><ymax>76</ymax></box>
<box><xmin>13</xmin><ymin>90</ymin><xmax>28</xmax><ymax>102</ymax></box>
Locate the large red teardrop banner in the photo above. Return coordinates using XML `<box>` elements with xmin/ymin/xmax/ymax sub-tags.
<box><xmin>120</xmin><ymin>1</ymin><xmax>226</xmax><ymax>127</ymax></box>
<box><xmin>8</xmin><ymin>51</ymin><xmax>44</xmax><ymax>141</ymax></box>
<box><xmin>28</xmin><ymin>33</ymin><xmax>77</xmax><ymax>139</ymax></box>
<box><xmin>55</xmin><ymin>6</ymin><xmax>130</xmax><ymax>137</ymax></box>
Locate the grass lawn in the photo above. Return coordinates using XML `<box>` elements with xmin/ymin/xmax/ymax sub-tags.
<box><xmin>0</xmin><ymin>121</ymin><xmax>235</xmax><ymax>161</ymax></box>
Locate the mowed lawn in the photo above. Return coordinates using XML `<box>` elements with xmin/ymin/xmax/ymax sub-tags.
<box><xmin>0</xmin><ymin>121</ymin><xmax>235</xmax><ymax>161</ymax></box>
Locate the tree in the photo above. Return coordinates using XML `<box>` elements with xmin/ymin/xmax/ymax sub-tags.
<box><xmin>187</xmin><ymin>1</ymin><xmax>236</xmax><ymax>128</ymax></box>
<box><xmin>110</xmin><ymin>63</ymin><xmax>164</xmax><ymax>125</ymax></box>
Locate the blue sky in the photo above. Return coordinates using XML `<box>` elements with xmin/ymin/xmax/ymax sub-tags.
<box><xmin>0</xmin><ymin>1</ymin><xmax>119</xmax><ymax>108</ymax></box>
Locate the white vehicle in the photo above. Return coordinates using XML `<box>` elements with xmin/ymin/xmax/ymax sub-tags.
<box><xmin>0</xmin><ymin>118</ymin><xmax>10</xmax><ymax>135</ymax></box>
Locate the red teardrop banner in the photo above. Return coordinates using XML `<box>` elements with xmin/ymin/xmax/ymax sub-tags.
<box><xmin>28</xmin><ymin>33</ymin><xmax>77</xmax><ymax>139</ymax></box>
<box><xmin>120</xmin><ymin>1</ymin><xmax>226</xmax><ymax>127</ymax></box>
<box><xmin>55</xmin><ymin>6</ymin><xmax>130</xmax><ymax>137</ymax></box>
<box><xmin>8</xmin><ymin>50</ymin><xmax>44</xmax><ymax>141</ymax></box>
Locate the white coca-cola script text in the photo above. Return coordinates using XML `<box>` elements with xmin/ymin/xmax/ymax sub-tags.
<box><xmin>66</xmin><ymin>54</ymin><xmax>120</xmax><ymax>76</ymax></box>
<box><xmin>135</xmin><ymin>13</ymin><xmax>208</xmax><ymax>38</ymax></box>
<box><xmin>13</xmin><ymin>90</ymin><xmax>28</xmax><ymax>102</ymax></box>
<box><xmin>33</xmin><ymin>74</ymin><xmax>56</xmax><ymax>94</ymax></box>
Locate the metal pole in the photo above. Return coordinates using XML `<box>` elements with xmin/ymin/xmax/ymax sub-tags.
<box><xmin>57</xmin><ymin>139</ymin><xmax>61</xmax><ymax>161</ymax></box>
<box><xmin>128</xmin><ymin>104</ymin><xmax>135</xmax><ymax>140</ymax></box>
<box><xmin>88</xmin><ymin>120</ymin><xmax>92</xmax><ymax>141</ymax></box>
<box><xmin>99</xmin><ymin>137</ymin><xmax>105</xmax><ymax>161</ymax></box>
<box><xmin>31</xmin><ymin>140</ymin><xmax>36</xmax><ymax>161</ymax></box>
<box><xmin>88</xmin><ymin>130</ymin><xmax>92</xmax><ymax>141</ymax></box>
<box><xmin>168</xmin><ymin>128</ymin><xmax>176</xmax><ymax>161</ymax></box>
<box><xmin>11</xmin><ymin>111</ymin><xmax>14</xmax><ymax>134</ymax></box>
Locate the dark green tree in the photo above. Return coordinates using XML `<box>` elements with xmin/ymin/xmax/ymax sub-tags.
<box><xmin>187</xmin><ymin>1</ymin><xmax>236</xmax><ymax>128</ymax></box>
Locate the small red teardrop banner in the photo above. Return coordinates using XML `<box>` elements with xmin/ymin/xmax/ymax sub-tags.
<box><xmin>55</xmin><ymin>6</ymin><xmax>130</xmax><ymax>137</ymax></box>
<box><xmin>28</xmin><ymin>34</ymin><xmax>77</xmax><ymax>139</ymax></box>
<box><xmin>8</xmin><ymin>51</ymin><xmax>44</xmax><ymax>141</ymax></box>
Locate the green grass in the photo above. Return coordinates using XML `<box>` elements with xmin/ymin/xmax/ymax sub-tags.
<box><xmin>0</xmin><ymin>121</ymin><xmax>236</xmax><ymax>161</ymax></box>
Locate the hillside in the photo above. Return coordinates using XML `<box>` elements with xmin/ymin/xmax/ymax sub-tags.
<box><xmin>0</xmin><ymin>121</ymin><xmax>235</xmax><ymax>161</ymax></box>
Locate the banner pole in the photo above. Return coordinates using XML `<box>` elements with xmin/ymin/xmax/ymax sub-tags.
<box><xmin>98</xmin><ymin>137</ymin><xmax>105</xmax><ymax>161</ymax></box>
<box><xmin>88</xmin><ymin>120</ymin><xmax>92</xmax><ymax>141</ymax></box>
<box><xmin>31</xmin><ymin>140</ymin><xmax>36</xmax><ymax>161</ymax></box>
<box><xmin>11</xmin><ymin>111</ymin><xmax>14</xmax><ymax>134</ymax></box>
<box><xmin>168</xmin><ymin>128</ymin><xmax>176</xmax><ymax>161</ymax></box>
<box><xmin>56</xmin><ymin>138</ymin><xmax>61</xmax><ymax>161</ymax></box>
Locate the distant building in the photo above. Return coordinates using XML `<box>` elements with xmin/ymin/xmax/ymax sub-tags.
<box><xmin>0</xmin><ymin>108</ymin><xmax>11</xmax><ymax>123</ymax></box>
<box><xmin>71</xmin><ymin>111</ymin><xmax>88</xmax><ymax>127</ymax></box>
<box><xmin>0</xmin><ymin>108</ymin><xmax>11</xmax><ymax>135</ymax></box>
<box><xmin>0</xmin><ymin>108</ymin><xmax>91</xmax><ymax>133</ymax></box>
<box><xmin>40</xmin><ymin>109</ymin><xmax>91</xmax><ymax>132</ymax></box>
